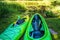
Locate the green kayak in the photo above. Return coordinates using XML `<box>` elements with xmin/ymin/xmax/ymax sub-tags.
<box><xmin>0</xmin><ymin>15</ymin><xmax>29</xmax><ymax>40</ymax></box>
<box><xmin>24</xmin><ymin>13</ymin><xmax>52</xmax><ymax>40</ymax></box>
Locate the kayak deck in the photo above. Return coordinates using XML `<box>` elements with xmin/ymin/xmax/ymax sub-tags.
<box><xmin>0</xmin><ymin>24</ymin><xmax>21</xmax><ymax>40</ymax></box>
<box><xmin>24</xmin><ymin>13</ymin><xmax>52</xmax><ymax>40</ymax></box>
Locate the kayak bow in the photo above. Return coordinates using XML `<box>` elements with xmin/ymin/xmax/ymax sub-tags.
<box><xmin>24</xmin><ymin>13</ymin><xmax>52</xmax><ymax>40</ymax></box>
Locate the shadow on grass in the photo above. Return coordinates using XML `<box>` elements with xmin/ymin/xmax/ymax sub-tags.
<box><xmin>46</xmin><ymin>18</ymin><xmax>60</xmax><ymax>40</ymax></box>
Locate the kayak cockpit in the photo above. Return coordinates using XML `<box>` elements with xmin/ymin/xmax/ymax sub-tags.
<box><xmin>29</xmin><ymin>15</ymin><xmax>44</xmax><ymax>39</ymax></box>
<box><xmin>16</xmin><ymin>18</ymin><xmax>26</xmax><ymax>25</ymax></box>
<box><xmin>13</xmin><ymin>18</ymin><xmax>26</xmax><ymax>27</ymax></box>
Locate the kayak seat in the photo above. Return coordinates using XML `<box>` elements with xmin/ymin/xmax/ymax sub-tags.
<box><xmin>16</xmin><ymin>18</ymin><xmax>26</xmax><ymax>25</ymax></box>
<box><xmin>30</xmin><ymin>30</ymin><xmax>44</xmax><ymax>38</ymax></box>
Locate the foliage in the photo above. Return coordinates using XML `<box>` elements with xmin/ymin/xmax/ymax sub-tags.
<box><xmin>0</xmin><ymin>2</ymin><xmax>26</xmax><ymax>33</ymax></box>
<box><xmin>0</xmin><ymin>2</ymin><xmax>26</xmax><ymax>18</ymax></box>
<box><xmin>45</xmin><ymin>10</ymin><xmax>58</xmax><ymax>18</ymax></box>
<box><xmin>51</xmin><ymin>1</ymin><xmax>60</xmax><ymax>6</ymax></box>
<box><xmin>46</xmin><ymin>18</ymin><xmax>60</xmax><ymax>40</ymax></box>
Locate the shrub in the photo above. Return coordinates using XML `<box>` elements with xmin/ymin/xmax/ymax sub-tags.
<box><xmin>0</xmin><ymin>2</ymin><xmax>26</xmax><ymax>18</ymax></box>
<box><xmin>45</xmin><ymin>11</ymin><xmax>57</xmax><ymax>18</ymax></box>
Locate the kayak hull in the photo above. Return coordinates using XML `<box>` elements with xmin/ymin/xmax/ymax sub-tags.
<box><xmin>0</xmin><ymin>15</ymin><xmax>29</xmax><ymax>40</ymax></box>
<box><xmin>24</xmin><ymin>13</ymin><xmax>52</xmax><ymax>40</ymax></box>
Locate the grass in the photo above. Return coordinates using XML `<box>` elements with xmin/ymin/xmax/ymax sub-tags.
<box><xmin>0</xmin><ymin>14</ymin><xmax>60</xmax><ymax>40</ymax></box>
<box><xmin>0</xmin><ymin>11</ymin><xmax>60</xmax><ymax>40</ymax></box>
<box><xmin>0</xmin><ymin>2</ymin><xmax>26</xmax><ymax>34</ymax></box>
<box><xmin>0</xmin><ymin>1</ymin><xmax>60</xmax><ymax>40</ymax></box>
<box><xmin>45</xmin><ymin>18</ymin><xmax>60</xmax><ymax>40</ymax></box>
<box><xmin>0</xmin><ymin>14</ymin><xmax>17</xmax><ymax>33</ymax></box>
<box><xmin>0</xmin><ymin>13</ymin><xmax>25</xmax><ymax>34</ymax></box>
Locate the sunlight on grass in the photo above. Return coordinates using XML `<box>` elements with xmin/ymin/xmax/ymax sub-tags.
<box><xmin>0</xmin><ymin>1</ymin><xmax>60</xmax><ymax>40</ymax></box>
